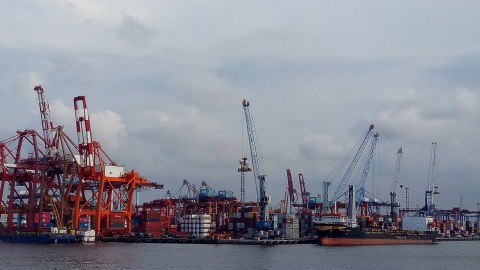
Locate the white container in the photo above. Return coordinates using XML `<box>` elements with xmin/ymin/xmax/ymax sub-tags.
<box><xmin>402</xmin><ymin>216</ymin><xmax>434</xmax><ymax>231</ymax></box>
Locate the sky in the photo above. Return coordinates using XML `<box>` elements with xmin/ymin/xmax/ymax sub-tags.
<box><xmin>1</xmin><ymin>1</ymin><xmax>479</xmax><ymax>211</ymax></box>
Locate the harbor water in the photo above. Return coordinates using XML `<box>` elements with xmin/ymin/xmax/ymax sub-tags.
<box><xmin>0</xmin><ymin>241</ymin><xmax>479</xmax><ymax>270</ymax></box>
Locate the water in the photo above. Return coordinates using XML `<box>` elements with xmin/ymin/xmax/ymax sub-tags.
<box><xmin>0</xmin><ymin>241</ymin><xmax>479</xmax><ymax>270</ymax></box>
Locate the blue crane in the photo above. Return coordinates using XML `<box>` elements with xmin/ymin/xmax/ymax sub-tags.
<box><xmin>242</xmin><ymin>99</ymin><xmax>271</xmax><ymax>229</ymax></box>
<box><xmin>330</xmin><ymin>124</ymin><xmax>375</xmax><ymax>203</ymax></box>
<box><xmin>355</xmin><ymin>131</ymin><xmax>380</xmax><ymax>203</ymax></box>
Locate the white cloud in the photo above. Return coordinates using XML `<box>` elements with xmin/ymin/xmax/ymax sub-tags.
<box><xmin>1</xmin><ymin>1</ymin><xmax>479</xmax><ymax>210</ymax></box>
<box><xmin>90</xmin><ymin>110</ymin><xmax>126</xmax><ymax>152</ymax></box>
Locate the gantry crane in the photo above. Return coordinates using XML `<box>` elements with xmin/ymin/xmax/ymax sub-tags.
<box><xmin>241</xmin><ymin>99</ymin><xmax>271</xmax><ymax>230</ymax></box>
<box><xmin>72</xmin><ymin>95</ymin><xmax>162</xmax><ymax>236</ymax></box>
<box><xmin>0</xmin><ymin>86</ymin><xmax>80</xmax><ymax>232</ymax></box>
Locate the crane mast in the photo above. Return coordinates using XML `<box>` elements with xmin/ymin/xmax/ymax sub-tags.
<box><xmin>242</xmin><ymin>99</ymin><xmax>270</xmax><ymax>228</ymax></box>
<box><xmin>425</xmin><ymin>142</ymin><xmax>440</xmax><ymax>215</ymax></box>
<box><xmin>390</xmin><ymin>147</ymin><xmax>403</xmax><ymax>221</ymax></box>
<box><xmin>238</xmin><ymin>157</ymin><xmax>251</xmax><ymax>205</ymax></box>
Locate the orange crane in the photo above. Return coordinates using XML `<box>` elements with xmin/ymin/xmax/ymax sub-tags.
<box><xmin>0</xmin><ymin>86</ymin><xmax>80</xmax><ymax>232</ymax></box>
<box><xmin>72</xmin><ymin>95</ymin><xmax>162</xmax><ymax>236</ymax></box>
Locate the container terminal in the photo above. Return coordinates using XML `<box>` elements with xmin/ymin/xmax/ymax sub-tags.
<box><xmin>1</xmin><ymin>86</ymin><xmax>479</xmax><ymax>244</ymax></box>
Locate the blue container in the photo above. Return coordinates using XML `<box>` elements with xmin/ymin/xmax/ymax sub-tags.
<box><xmin>257</xmin><ymin>221</ymin><xmax>273</xmax><ymax>230</ymax></box>
<box><xmin>218</xmin><ymin>190</ymin><xmax>234</xmax><ymax>198</ymax></box>
<box><xmin>199</xmin><ymin>189</ymin><xmax>216</xmax><ymax>197</ymax></box>
<box><xmin>79</xmin><ymin>222</ymin><xmax>90</xmax><ymax>229</ymax></box>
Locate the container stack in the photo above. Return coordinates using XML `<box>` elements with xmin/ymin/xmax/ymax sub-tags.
<box><xmin>466</xmin><ymin>220</ymin><xmax>479</xmax><ymax>235</ymax></box>
<box><xmin>299</xmin><ymin>213</ymin><xmax>312</xmax><ymax>237</ymax></box>
<box><xmin>33</xmin><ymin>212</ymin><xmax>52</xmax><ymax>228</ymax></box>
<box><xmin>180</xmin><ymin>214</ymin><xmax>211</xmax><ymax>238</ymax></box>
<box><xmin>218</xmin><ymin>190</ymin><xmax>234</xmax><ymax>199</ymax></box>
<box><xmin>228</xmin><ymin>207</ymin><xmax>259</xmax><ymax>231</ymax></box>
<box><xmin>110</xmin><ymin>213</ymin><xmax>126</xmax><ymax>230</ymax></box>
<box><xmin>277</xmin><ymin>213</ymin><xmax>299</xmax><ymax>239</ymax></box>
<box><xmin>145</xmin><ymin>209</ymin><xmax>164</xmax><ymax>236</ymax></box>
<box><xmin>199</xmin><ymin>189</ymin><xmax>217</xmax><ymax>202</ymax></box>
<box><xmin>78</xmin><ymin>215</ymin><xmax>91</xmax><ymax>230</ymax></box>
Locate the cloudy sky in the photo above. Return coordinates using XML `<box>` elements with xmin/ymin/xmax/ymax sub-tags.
<box><xmin>1</xmin><ymin>1</ymin><xmax>479</xmax><ymax>211</ymax></box>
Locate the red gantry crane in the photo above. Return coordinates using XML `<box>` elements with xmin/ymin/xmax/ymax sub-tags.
<box><xmin>72</xmin><ymin>95</ymin><xmax>162</xmax><ymax>236</ymax></box>
<box><xmin>0</xmin><ymin>86</ymin><xmax>80</xmax><ymax>232</ymax></box>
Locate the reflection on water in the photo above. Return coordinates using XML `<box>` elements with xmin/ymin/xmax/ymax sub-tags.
<box><xmin>0</xmin><ymin>241</ymin><xmax>479</xmax><ymax>270</ymax></box>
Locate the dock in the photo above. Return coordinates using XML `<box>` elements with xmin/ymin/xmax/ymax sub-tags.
<box><xmin>435</xmin><ymin>237</ymin><xmax>480</xmax><ymax>242</ymax></box>
<box><xmin>101</xmin><ymin>236</ymin><xmax>317</xmax><ymax>245</ymax></box>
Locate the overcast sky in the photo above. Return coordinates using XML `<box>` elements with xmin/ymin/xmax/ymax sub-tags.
<box><xmin>1</xmin><ymin>1</ymin><xmax>479</xmax><ymax>211</ymax></box>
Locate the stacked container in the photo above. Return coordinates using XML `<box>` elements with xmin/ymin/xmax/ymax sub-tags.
<box><xmin>145</xmin><ymin>209</ymin><xmax>163</xmax><ymax>235</ymax></box>
<box><xmin>228</xmin><ymin>207</ymin><xmax>258</xmax><ymax>231</ymax></box>
<box><xmin>299</xmin><ymin>214</ymin><xmax>312</xmax><ymax>237</ymax></box>
<box><xmin>78</xmin><ymin>215</ymin><xmax>91</xmax><ymax>230</ymax></box>
<box><xmin>277</xmin><ymin>213</ymin><xmax>299</xmax><ymax>239</ymax></box>
<box><xmin>218</xmin><ymin>190</ymin><xmax>234</xmax><ymax>199</ymax></box>
<box><xmin>180</xmin><ymin>214</ymin><xmax>211</xmax><ymax>238</ymax></box>
<box><xmin>110</xmin><ymin>213</ymin><xmax>126</xmax><ymax>230</ymax></box>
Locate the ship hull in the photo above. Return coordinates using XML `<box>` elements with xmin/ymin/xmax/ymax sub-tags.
<box><xmin>320</xmin><ymin>236</ymin><xmax>435</xmax><ymax>246</ymax></box>
<box><xmin>0</xmin><ymin>233</ymin><xmax>78</xmax><ymax>244</ymax></box>
<box><xmin>318</xmin><ymin>227</ymin><xmax>437</xmax><ymax>246</ymax></box>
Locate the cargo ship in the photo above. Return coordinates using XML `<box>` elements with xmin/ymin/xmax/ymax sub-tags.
<box><xmin>0</xmin><ymin>227</ymin><xmax>79</xmax><ymax>244</ymax></box>
<box><xmin>315</xmin><ymin>214</ymin><xmax>438</xmax><ymax>246</ymax></box>
<box><xmin>0</xmin><ymin>232</ymin><xmax>78</xmax><ymax>244</ymax></box>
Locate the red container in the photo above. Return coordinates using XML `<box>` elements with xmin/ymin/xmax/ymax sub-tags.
<box><xmin>79</xmin><ymin>216</ymin><xmax>90</xmax><ymax>222</ymax></box>
<box><xmin>110</xmin><ymin>222</ymin><xmax>125</xmax><ymax>228</ymax></box>
<box><xmin>110</xmin><ymin>213</ymin><xmax>124</xmax><ymax>219</ymax></box>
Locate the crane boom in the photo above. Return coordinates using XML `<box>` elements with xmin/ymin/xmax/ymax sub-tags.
<box><xmin>34</xmin><ymin>85</ymin><xmax>57</xmax><ymax>156</ymax></box>
<box><xmin>286</xmin><ymin>169</ymin><xmax>295</xmax><ymax>205</ymax></box>
<box><xmin>391</xmin><ymin>147</ymin><xmax>403</xmax><ymax>194</ymax></box>
<box><xmin>298</xmin><ymin>173</ymin><xmax>308</xmax><ymax>206</ymax></box>
<box><xmin>355</xmin><ymin>131</ymin><xmax>380</xmax><ymax>202</ymax></box>
<box><xmin>331</xmin><ymin>124</ymin><xmax>375</xmax><ymax>202</ymax></box>
<box><xmin>242</xmin><ymin>99</ymin><xmax>269</xmax><ymax>226</ymax></box>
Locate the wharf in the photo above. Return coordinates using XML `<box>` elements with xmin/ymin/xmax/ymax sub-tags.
<box><xmin>101</xmin><ymin>236</ymin><xmax>317</xmax><ymax>245</ymax></box>
<box><xmin>435</xmin><ymin>237</ymin><xmax>480</xmax><ymax>242</ymax></box>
